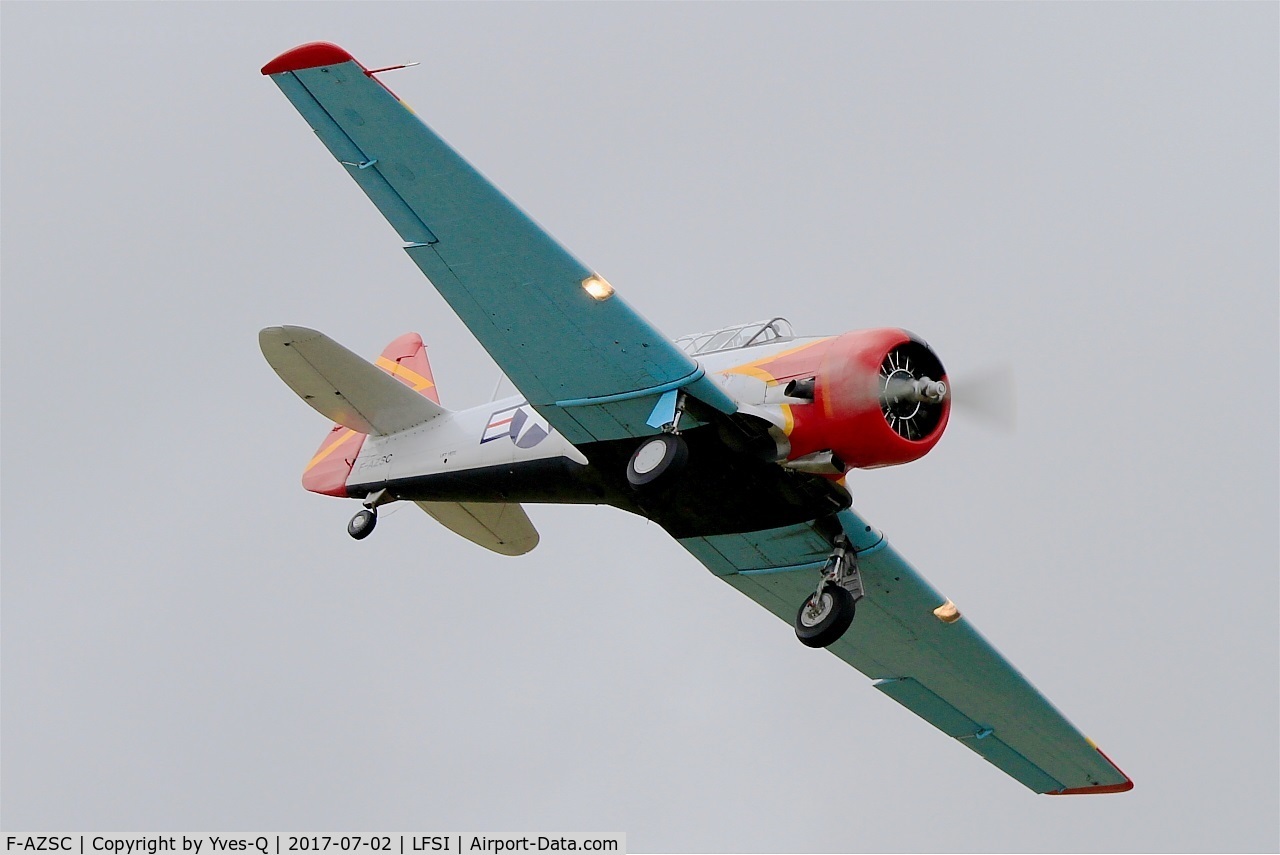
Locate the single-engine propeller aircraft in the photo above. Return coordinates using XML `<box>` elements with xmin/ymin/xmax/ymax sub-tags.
<box><xmin>259</xmin><ymin>42</ymin><xmax>1132</xmax><ymax>795</ymax></box>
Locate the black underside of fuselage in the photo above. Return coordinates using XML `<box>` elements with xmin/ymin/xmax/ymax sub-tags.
<box><xmin>349</xmin><ymin>425</ymin><xmax>851</xmax><ymax>539</ymax></box>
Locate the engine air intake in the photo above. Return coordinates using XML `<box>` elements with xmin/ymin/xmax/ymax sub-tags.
<box><xmin>879</xmin><ymin>341</ymin><xmax>948</xmax><ymax>441</ymax></box>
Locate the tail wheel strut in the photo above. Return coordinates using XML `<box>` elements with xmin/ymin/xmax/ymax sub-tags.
<box><xmin>348</xmin><ymin>488</ymin><xmax>391</xmax><ymax>541</ymax></box>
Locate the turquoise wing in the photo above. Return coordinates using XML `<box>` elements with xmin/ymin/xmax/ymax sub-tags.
<box><xmin>262</xmin><ymin>43</ymin><xmax>733</xmax><ymax>445</ymax></box>
<box><xmin>679</xmin><ymin>509</ymin><xmax>1133</xmax><ymax>795</ymax></box>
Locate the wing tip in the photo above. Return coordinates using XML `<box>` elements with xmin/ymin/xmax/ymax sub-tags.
<box><xmin>1045</xmin><ymin>746</ymin><xmax>1134</xmax><ymax>795</ymax></box>
<box><xmin>261</xmin><ymin>42</ymin><xmax>356</xmax><ymax>76</ymax></box>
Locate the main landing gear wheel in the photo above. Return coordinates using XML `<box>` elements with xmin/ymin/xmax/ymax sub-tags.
<box><xmin>348</xmin><ymin>508</ymin><xmax>377</xmax><ymax>540</ymax></box>
<box><xmin>626</xmin><ymin>433</ymin><xmax>688</xmax><ymax>488</ymax></box>
<box><xmin>794</xmin><ymin>584</ymin><xmax>856</xmax><ymax>648</ymax></box>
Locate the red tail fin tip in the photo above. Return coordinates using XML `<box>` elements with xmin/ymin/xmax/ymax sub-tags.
<box><xmin>374</xmin><ymin>332</ymin><xmax>440</xmax><ymax>404</ymax></box>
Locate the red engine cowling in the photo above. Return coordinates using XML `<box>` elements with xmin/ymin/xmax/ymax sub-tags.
<box><xmin>787</xmin><ymin>328</ymin><xmax>950</xmax><ymax>470</ymax></box>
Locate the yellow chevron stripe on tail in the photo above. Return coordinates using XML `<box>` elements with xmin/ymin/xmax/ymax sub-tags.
<box><xmin>374</xmin><ymin>332</ymin><xmax>440</xmax><ymax>404</ymax></box>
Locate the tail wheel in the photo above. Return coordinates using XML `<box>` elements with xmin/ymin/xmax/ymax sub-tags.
<box><xmin>795</xmin><ymin>585</ymin><xmax>856</xmax><ymax>648</ymax></box>
<box><xmin>626</xmin><ymin>433</ymin><xmax>688</xmax><ymax>488</ymax></box>
<box><xmin>348</xmin><ymin>508</ymin><xmax>377</xmax><ymax>540</ymax></box>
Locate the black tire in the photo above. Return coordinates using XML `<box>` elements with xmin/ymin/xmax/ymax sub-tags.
<box><xmin>626</xmin><ymin>433</ymin><xmax>689</xmax><ymax>488</ymax></box>
<box><xmin>795</xmin><ymin>585</ymin><xmax>856</xmax><ymax>648</ymax></box>
<box><xmin>348</xmin><ymin>508</ymin><xmax>377</xmax><ymax>540</ymax></box>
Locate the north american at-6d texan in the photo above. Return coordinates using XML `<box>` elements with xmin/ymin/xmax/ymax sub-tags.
<box><xmin>259</xmin><ymin>42</ymin><xmax>1132</xmax><ymax>795</ymax></box>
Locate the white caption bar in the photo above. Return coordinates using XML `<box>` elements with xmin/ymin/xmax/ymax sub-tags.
<box><xmin>3</xmin><ymin>836</ymin><xmax>624</xmax><ymax>855</ymax></box>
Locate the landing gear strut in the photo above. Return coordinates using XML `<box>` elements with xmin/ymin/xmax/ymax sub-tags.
<box><xmin>627</xmin><ymin>391</ymin><xmax>689</xmax><ymax>488</ymax></box>
<box><xmin>348</xmin><ymin>488</ymin><xmax>392</xmax><ymax>541</ymax></box>
<box><xmin>795</xmin><ymin>535</ymin><xmax>864</xmax><ymax>648</ymax></box>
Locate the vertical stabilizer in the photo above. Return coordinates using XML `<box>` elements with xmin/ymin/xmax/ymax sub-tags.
<box><xmin>375</xmin><ymin>332</ymin><xmax>440</xmax><ymax>404</ymax></box>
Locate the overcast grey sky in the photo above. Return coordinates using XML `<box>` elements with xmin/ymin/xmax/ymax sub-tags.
<box><xmin>3</xmin><ymin>2</ymin><xmax>1277</xmax><ymax>852</ymax></box>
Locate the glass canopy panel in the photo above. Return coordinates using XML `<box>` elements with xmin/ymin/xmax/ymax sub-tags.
<box><xmin>674</xmin><ymin>318</ymin><xmax>795</xmax><ymax>356</ymax></box>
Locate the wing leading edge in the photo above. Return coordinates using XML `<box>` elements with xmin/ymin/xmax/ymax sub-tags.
<box><xmin>680</xmin><ymin>510</ymin><xmax>1132</xmax><ymax>795</ymax></box>
<box><xmin>261</xmin><ymin>43</ymin><xmax>733</xmax><ymax>446</ymax></box>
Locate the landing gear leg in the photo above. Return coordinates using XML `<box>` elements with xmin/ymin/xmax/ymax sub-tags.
<box><xmin>348</xmin><ymin>488</ymin><xmax>392</xmax><ymax>541</ymax></box>
<box><xmin>627</xmin><ymin>392</ymin><xmax>689</xmax><ymax>488</ymax></box>
<box><xmin>795</xmin><ymin>535</ymin><xmax>864</xmax><ymax>648</ymax></box>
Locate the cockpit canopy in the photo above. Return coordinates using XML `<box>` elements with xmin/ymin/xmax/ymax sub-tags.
<box><xmin>674</xmin><ymin>317</ymin><xmax>795</xmax><ymax>356</ymax></box>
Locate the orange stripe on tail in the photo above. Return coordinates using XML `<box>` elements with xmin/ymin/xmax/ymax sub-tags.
<box><xmin>302</xmin><ymin>426</ymin><xmax>366</xmax><ymax>497</ymax></box>
<box><xmin>375</xmin><ymin>332</ymin><xmax>439</xmax><ymax>403</ymax></box>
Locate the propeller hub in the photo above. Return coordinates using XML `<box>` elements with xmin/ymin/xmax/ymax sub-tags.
<box><xmin>877</xmin><ymin>343</ymin><xmax>948</xmax><ymax>441</ymax></box>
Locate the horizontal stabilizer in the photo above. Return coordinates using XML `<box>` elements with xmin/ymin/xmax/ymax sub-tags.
<box><xmin>415</xmin><ymin>501</ymin><xmax>539</xmax><ymax>556</ymax></box>
<box><xmin>260</xmin><ymin>325</ymin><xmax>445</xmax><ymax>435</ymax></box>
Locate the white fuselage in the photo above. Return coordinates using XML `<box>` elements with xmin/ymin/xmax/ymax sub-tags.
<box><xmin>350</xmin><ymin>336</ymin><xmax>827</xmax><ymax>491</ymax></box>
<box><xmin>352</xmin><ymin>393</ymin><xmax>589</xmax><ymax>488</ymax></box>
